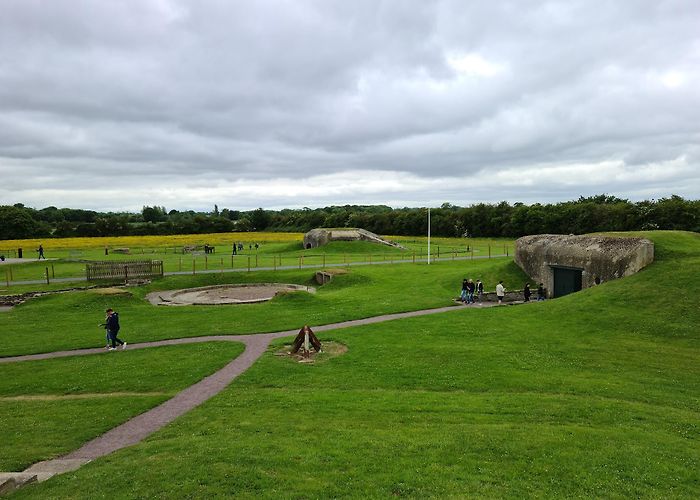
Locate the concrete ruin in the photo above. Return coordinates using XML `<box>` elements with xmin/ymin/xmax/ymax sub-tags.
<box><xmin>146</xmin><ymin>284</ymin><xmax>315</xmax><ymax>306</ymax></box>
<box><xmin>302</xmin><ymin>228</ymin><xmax>405</xmax><ymax>250</ymax></box>
<box><xmin>514</xmin><ymin>234</ymin><xmax>654</xmax><ymax>298</ymax></box>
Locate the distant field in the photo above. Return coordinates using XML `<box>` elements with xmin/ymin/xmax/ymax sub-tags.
<box><xmin>0</xmin><ymin>232</ymin><xmax>303</xmax><ymax>251</ymax></box>
<box><xmin>0</xmin><ymin>233</ymin><xmax>514</xmax><ymax>286</ymax></box>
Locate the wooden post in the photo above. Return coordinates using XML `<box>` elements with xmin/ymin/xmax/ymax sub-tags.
<box><xmin>231</xmin><ymin>255</ymin><xmax>234</xmax><ymax>268</ymax></box>
<box><xmin>506</xmin><ymin>246</ymin><xmax>509</xmax><ymax>257</ymax></box>
<box><xmin>45</xmin><ymin>267</ymin><xmax>50</xmax><ymax>285</ymax></box>
<box><xmin>488</xmin><ymin>245</ymin><xmax>491</xmax><ymax>258</ymax></box>
<box><xmin>205</xmin><ymin>255</ymin><xmax>208</xmax><ymax>270</ymax></box>
<box><xmin>255</xmin><ymin>254</ymin><xmax>258</xmax><ymax>268</ymax></box>
<box><xmin>437</xmin><ymin>246</ymin><xmax>440</xmax><ymax>258</ymax></box>
<box><xmin>51</xmin><ymin>264</ymin><xmax>55</xmax><ymax>278</ymax></box>
<box><xmin>247</xmin><ymin>256</ymin><xmax>251</xmax><ymax>272</ymax></box>
<box><xmin>192</xmin><ymin>259</ymin><xmax>196</xmax><ymax>275</ymax></box>
<box><xmin>221</xmin><ymin>257</ymin><xmax>224</xmax><ymax>273</ymax></box>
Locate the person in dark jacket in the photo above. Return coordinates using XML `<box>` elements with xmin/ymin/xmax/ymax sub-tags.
<box><xmin>523</xmin><ymin>283</ymin><xmax>532</xmax><ymax>302</ymax></box>
<box><xmin>537</xmin><ymin>283</ymin><xmax>546</xmax><ymax>301</ymax></box>
<box><xmin>466</xmin><ymin>279</ymin><xmax>476</xmax><ymax>304</ymax></box>
<box><xmin>104</xmin><ymin>308</ymin><xmax>126</xmax><ymax>350</ymax></box>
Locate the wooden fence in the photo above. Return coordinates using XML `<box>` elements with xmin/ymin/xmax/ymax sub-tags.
<box><xmin>86</xmin><ymin>260</ymin><xmax>163</xmax><ymax>281</ymax></box>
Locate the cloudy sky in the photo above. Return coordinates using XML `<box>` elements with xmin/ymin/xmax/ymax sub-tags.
<box><xmin>1</xmin><ymin>0</ymin><xmax>698</xmax><ymax>212</ymax></box>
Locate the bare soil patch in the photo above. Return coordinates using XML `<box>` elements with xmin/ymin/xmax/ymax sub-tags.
<box><xmin>274</xmin><ymin>341</ymin><xmax>348</xmax><ymax>364</ymax></box>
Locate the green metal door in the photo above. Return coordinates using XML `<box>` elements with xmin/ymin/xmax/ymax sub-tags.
<box><xmin>552</xmin><ymin>266</ymin><xmax>583</xmax><ymax>298</ymax></box>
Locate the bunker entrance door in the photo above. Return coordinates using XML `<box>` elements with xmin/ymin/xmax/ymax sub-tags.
<box><xmin>552</xmin><ymin>266</ymin><xmax>582</xmax><ymax>298</ymax></box>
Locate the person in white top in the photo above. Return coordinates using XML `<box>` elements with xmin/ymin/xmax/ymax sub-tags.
<box><xmin>495</xmin><ymin>281</ymin><xmax>505</xmax><ymax>304</ymax></box>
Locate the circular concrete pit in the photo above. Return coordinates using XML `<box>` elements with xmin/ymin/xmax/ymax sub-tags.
<box><xmin>146</xmin><ymin>283</ymin><xmax>315</xmax><ymax>306</ymax></box>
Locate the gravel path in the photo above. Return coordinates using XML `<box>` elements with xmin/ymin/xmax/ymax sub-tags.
<box><xmin>1</xmin><ymin>303</ymin><xmax>497</xmax><ymax>484</ymax></box>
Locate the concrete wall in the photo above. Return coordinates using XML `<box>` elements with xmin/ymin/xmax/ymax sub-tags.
<box><xmin>514</xmin><ymin>234</ymin><xmax>654</xmax><ymax>297</ymax></box>
<box><xmin>303</xmin><ymin>228</ymin><xmax>332</xmax><ymax>248</ymax></box>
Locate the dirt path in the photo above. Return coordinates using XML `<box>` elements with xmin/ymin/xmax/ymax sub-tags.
<box><xmin>0</xmin><ymin>303</ymin><xmax>499</xmax><ymax>488</ymax></box>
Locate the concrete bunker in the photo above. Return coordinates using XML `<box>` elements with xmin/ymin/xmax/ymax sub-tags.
<box><xmin>303</xmin><ymin>228</ymin><xmax>405</xmax><ymax>250</ymax></box>
<box><xmin>514</xmin><ymin>234</ymin><xmax>654</xmax><ymax>298</ymax></box>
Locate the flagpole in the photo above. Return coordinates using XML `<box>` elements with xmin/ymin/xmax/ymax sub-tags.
<box><xmin>427</xmin><ymin>207</ymin><xmax>431</xmax><ymax>265</ymax></box>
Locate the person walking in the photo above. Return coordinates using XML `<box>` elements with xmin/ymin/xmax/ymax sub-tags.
<box><xmin>496</xmin><ymin>281</ymin><xmax>506</xmax><ymax>304</ymax></box>
<box><xmin>476</xmin><ymin>279</ymin><xmax>484</xmax><ymax>302</ymax></box>
<box><xmin>466</xmin><ymin>279</ymin><xmax>476</xmax><ymax>304</ymax></box>
<box><xmin>104</xmin><ymin>308</ymin><xmax>126</xmax><ymax>350</ymax></box>
<box><xmin>37</xmin><ymin>244</ymin><xmax>45</xmax><ymax>259</ymax></box>
<box><xmin>460</xmin><ymin>279</ymin><xmax>468</xmax><ymax>303</ymax></box>
<box><xmin>99</xmin><ymin>311</ymin><xmax>111</xmax><ymax>348</ymax></box>
<box><xmin>537</xmin><ymin>283</ymin><xmax>546</xmax><ymax>301</ymax></box>
<box><xmin>523</xmin><ymin>283</ymin><xmax>532</xmax><ymax>302</ymax></box>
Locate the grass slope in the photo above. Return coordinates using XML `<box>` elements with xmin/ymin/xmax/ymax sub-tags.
<box><xmin>10</xmin><ymin>231</ymin><xmax>700</xmax><ymax>498</ymax></box>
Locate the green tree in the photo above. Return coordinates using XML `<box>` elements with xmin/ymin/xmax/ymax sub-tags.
<box><xmin>0</xmin><ymin>205</ymin><xmax>41</xmax><ymax>239</ymax></box>
<box><xmin>249</xmin><ymin>208</ymin><xmax>272</xmax><ymax>230</ymax></box>
<box><xmin>142</xmin><ymin>206</ymin><xmax>166</xmax><ymax>223</ymax></box>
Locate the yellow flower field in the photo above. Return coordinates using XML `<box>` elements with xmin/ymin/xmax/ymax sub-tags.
<box><xmin>0</xmin><ymin>232</ymin><xmax>304</xmax><ymax>251</ymax></box>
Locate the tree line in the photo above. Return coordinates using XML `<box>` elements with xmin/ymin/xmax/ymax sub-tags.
<box><xmin>1</xmin><ymin>195</ymin><xmax>698</xmax><ymax>241</ymax></box>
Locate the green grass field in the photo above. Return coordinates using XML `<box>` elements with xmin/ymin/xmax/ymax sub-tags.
<box><xmin>0</xmin><ymin>256</ymin><xmax>524</xmax><ymax>357</ymax></box>
<box><xmin>1</xmin><ymin>231</ymin><xmax>698</xmax><ymax>498</ymax></box>
<box><xmin>0</xmin><ymin>342</ymin><xmax>245</xmax><ymax>471</ymax></box>
<box><xmin>0</xmin><ymin>237</ymin><xmax>513</xmax><ymax>284</ymax></box>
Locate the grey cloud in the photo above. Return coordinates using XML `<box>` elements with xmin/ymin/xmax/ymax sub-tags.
<box><xmin>0</xmin><ymin>0</ymin><xmax>698</xmax><ymax>210</ymax></box>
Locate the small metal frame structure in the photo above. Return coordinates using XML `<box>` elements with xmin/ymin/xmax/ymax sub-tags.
<box><xmin>290</xmin><ymin>325</ymin><xmax>322</xmax><ymax>357</ymax></box>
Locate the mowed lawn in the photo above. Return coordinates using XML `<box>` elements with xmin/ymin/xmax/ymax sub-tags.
<box><xmin>8</xmin><ymin>231</ymin><xmax>700</xmax><ymax>498</ymax></box>
<box><xmin>0</xmin><ymin>255</ymin><xmax>525</xmax><ymax>357</ymax></box>
<box><xmin>0</xmin><ymin>342</ymin><xmax>245</xmax><ymax>472</ymax></box>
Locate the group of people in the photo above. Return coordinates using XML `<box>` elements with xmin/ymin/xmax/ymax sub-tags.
<box><xmin>100</xmin><ymin>308</ymin><xmax>127</xmax><ymax>350</ymax></box>
<box><xmin>523</xmin><ymin>282</ymin><xmax>547</xmax><ymax>302</ymax></box>
<box><xmin>461</xmin><ymin>280</ymin><xmax>547</xmax><ymax>304</ymax></box>
<box><xmin>231</xmin><ymin>242</ymin><xmax>260</xmax><ymax>255</ymax></box>
<box><xmin>459</xmin><ymin>278</ymin><xmax>484</xmax><ymax>304</ymax></box>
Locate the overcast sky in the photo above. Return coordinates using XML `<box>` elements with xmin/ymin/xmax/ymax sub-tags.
<box><xmin>1</xmin><ymin>0</ymin><xmax>698</xmax><ymax>212</ymax></box>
